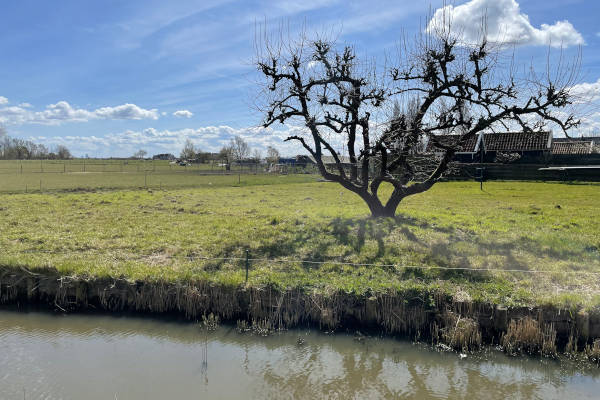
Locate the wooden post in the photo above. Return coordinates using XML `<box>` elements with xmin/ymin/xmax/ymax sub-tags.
<box><xmin>245</xmin><ymin>250</ymin><xmax>250</xmax><ymax>283</ymax></box>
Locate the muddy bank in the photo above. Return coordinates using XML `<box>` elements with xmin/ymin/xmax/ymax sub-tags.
<box><xmin>1</xmin><ymin>266</ymin><xmax>599</xmax><ymax>356</ymax></box>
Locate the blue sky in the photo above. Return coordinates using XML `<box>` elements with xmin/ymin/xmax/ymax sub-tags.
<box><xmin>1</xmin><ymin>0</ymin><xmax>599</xmax><ymax>157</ymax></box>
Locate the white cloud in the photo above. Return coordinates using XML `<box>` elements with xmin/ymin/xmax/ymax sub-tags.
<box><xmin>428</xmin><ymin>0</ymin><xmax>584</xmax><ymax>48</ymax></box>
<box><xmin>29</xmin><ymin>124</ymin><xmax>315</xmax><ymax>157</ymax></box>
<box><xmin>0</xmin><ymin>101</ymin><xmax>158</xmax><ymax>125</ymax></box>
<box><xmin>173</xmin><ymin>110</ymin><xmax>194</xmax><ymax>118</ymax></box>
<box><xmin>94</xmin><ymin>103</ymin><xmax>159</xmax><ymax>120</ymax></box>
<box><xmin>0</xmin><ymin>96</ymin><xmax>8</xmax><ymax>105</ymax></box>
<box><xmin>569</xmin><ymin>78</ymin><xmax>600</xmax><ymax>103</ymax></box>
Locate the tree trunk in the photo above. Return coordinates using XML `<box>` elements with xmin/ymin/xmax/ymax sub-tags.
<box><xmin>359</xmin><ymin>191</ymin><xmax>400</xmax><ymax>218</ymax></box>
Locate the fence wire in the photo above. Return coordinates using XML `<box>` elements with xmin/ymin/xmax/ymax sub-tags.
<box><xmin>184</xmin><ymin>255</ymin><xmax>600</xmax><ymax>276</ymax></box>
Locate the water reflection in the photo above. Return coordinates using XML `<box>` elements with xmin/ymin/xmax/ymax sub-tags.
<box><xmin>0</xmin><ymin>310</ymin><xmax>599</xmax><ymax>399</ymax></box>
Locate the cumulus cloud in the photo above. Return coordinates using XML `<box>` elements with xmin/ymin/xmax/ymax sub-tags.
<box><xmin>570</xmin><ymin>78</ymin><xmax>600</xmax><ymax>103</ymax></box>
<box><xmin>0</xmin><ymin>96</ymin><xmax>8</xmax><ymax>105</ymax></box>
<box><xmin>30</xmin><ymin>124</ymin><xmax>315</xmax><ymax>157</ymax></box>
<box><xmin>0</xmin><ymin>101</ymin><xmax>158</xmax><ymax>125</ymax></box>
<box><xmin>94</xmin><ymin>103</ymin><xmax>159</xmax><ymax>120</ymax></box>
<box><xmin>427</xmin><ymin>0</ymin><xmax>584</xmax><ymax>48</ymax></box>
<box><xmin>173</xmin><ymin>109</ymin><xmax>193</xmax><ymax>118</ymax></box>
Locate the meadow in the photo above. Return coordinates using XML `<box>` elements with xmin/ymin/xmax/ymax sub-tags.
<box><xmin>1</xmin><ymin>169</ymin><xmax>599</xmax><ymax>310</ymax></box>
<box><xmin>0</xmin><ymin>159</ymin><xmax>312</xmax><ymax>193</ymax></box>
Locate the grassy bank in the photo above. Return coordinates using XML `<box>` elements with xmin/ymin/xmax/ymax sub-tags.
<box><xmin>1</xmin><ymin>178</ymin><xmax>599</xmax><ymax>310</ymax></box>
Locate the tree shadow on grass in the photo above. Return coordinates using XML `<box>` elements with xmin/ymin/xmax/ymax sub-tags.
<box><xmin>209</xmin><ymin>212</ymin><xmax>594</xmax><ymax>279</ymax></box>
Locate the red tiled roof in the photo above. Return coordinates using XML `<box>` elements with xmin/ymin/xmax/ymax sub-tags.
<box><xmin>483</xmin><ymin>132</ymin><xmax>551</xmax><ymax>151</ymax></box>
<box><xmin>425</xmin><ymin>134</ymin><xmax>480</xmax><ymax>153</ymax></box>
<box><xmin>551</xmin><ymin>141</ymin><xmax>593</xmax><ymax>155</ymax></box>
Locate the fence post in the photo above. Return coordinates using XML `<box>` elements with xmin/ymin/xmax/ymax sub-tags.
<box><xmin>245</xmin><ymin>250</ymin><xmax>250</xmax><ymax>283</ymax></box>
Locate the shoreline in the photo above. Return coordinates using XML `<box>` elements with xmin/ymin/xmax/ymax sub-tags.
<box><xmin>2</xmin><ymin>265</ymin><xmax>599</xmax><ymax>360</ymax></box>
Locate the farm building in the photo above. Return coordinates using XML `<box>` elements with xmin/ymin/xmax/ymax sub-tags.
<box><xmin>423</xmin><ymin>131</ymin><xmax>553</xmax><ymax>163</ymax></box>
<box><xmin>424</xmin><ymin>134</ymin><xmax>483</xmax><ymax>162</ymax></box>
<box><xmin>551</xmin><ymin>141</ymin><xmax>594</xmax><ymax>155</ymax></box>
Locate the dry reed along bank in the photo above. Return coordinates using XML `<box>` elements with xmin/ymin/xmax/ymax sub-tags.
<box><xmin>2</xmin><ymin>265</ymin><xmax>600</xmax><ymax>357</ymax></box>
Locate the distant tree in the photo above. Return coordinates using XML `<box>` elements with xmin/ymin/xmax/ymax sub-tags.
<box><xmin>56</xmin><ymin>145</ymin><xmax>72</xmax><ymax>159</ymax></box>
<box><xmin>219</xmin><ymin>145</ymin><xmax>234</xmax><ymax>164</ymax></box>
<box><xmin>266</xmin><ymin>146</ymin><xmax>280</xmax><ymax>164</ymax></box>
<box><xmin>180</xmin><ymin>139</ymin><xmax>196</xmax><ymax>160</ymax></box>
<box><xmin>132</xmin><ymin>149</ymin><xmax>148</xmax><ymax>159</ymax></box>
<box><xmin>0</xmin><ymin>125</ymin><xmax>8</xmax><ymax>159</ymax></box>
<box><xmin>252</xmin><ymin>149</ymin><xmax>262</xmax><ymax>162</ymax></box>
<box><xmin>230</xmin><ymin>135</ymin><xmax>250</xmax><ymax>163</ymax></box>
<box><xmin>195</xmin><ymin>151</ymin><xmax>212</xmax><ymax>163</ymax></box>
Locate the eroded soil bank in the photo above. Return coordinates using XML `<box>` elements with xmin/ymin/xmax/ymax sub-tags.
<box><xmin>2</xmin><ymin>266</ymin><xmax>600</xmax><ymax>358</ymax></box>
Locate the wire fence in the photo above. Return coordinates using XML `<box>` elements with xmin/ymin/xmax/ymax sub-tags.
<box><xmin>0</xmin><ymin>162</ymin><xmax>320</xmax><ymax>194</ymax></box>
<box><xmin>182</xmin><ymin>254</ymin><xmax>600</xmax><ymax>283</ymax></box>
<box><xmin>0</xmin><ymin>160</ymin><xmax>269</xmax><ymax>175</ymax></box>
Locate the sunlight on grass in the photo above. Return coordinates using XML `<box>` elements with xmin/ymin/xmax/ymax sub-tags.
<box><xmin>0</xmin><ymin>179</ymin><xmax>599</xmax><ymax>308</ymax></box>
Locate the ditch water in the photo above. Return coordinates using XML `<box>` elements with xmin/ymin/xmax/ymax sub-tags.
<box><xmin>1</xmin><ymin>309</ymin><xmax>599</xmax><ymax>399</ymax></box>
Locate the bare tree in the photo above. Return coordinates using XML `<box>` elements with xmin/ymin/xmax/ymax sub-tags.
<box><xmin>230</xmin><ymin>135</ymin><xmax>250</xmax><ymax>164</ymax></box>
<box><xmin>132</xmin><ymin>149</ymin><xmax>148</xmax><ymax>159</ymax></box>
<box><xmin>0</xmin><ymin>125</ymin><xmax>8</xmax><ymax>159</ymax></box>
<box><xmin>219</xmin><ymin>145</ymin><xmax>234</xmax><ymax>164</ymax></box>
<box><xmin>252</xmin><ymin>148</ymin><xmax>262</xmax><ymax>162</ymax></box>
<box><xmin>180</xmin><ymin>139</ymin><xmax>197</xmax><ymax>160</ymax></box>
<box><xmin>266</xmin><ymin>145</ymin><xmax>280</xmax><ymax>164</ymax></box>
<box><xmin>56</xmin><ymin>145</ymin><xmax>72</xmax><ymax>159</ymax></box>
<box><xmin>256</xmin><ymin>23</ymin><xmax>579</xmax><ymax>217</ymax></box>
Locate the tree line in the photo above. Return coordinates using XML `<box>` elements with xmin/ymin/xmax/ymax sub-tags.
<box><xmin>0</xmin><ymin>126</ymin><xmax>72</xmax><ymax>160</ymax></box>
<box><xmin>179</xmin><ymin>135</ymin><xmax>280</xmax><ymax>164</ymax></box>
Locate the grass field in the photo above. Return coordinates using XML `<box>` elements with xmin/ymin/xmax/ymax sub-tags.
<box><xmin>0</xmin><ymin>159</ymin><xmax>314</xmax><ymax>193</ymax></box>
<box><xmin>0</xmin><ymin>159</ymin><xmax>236</xmax><ymax>174</ymax></box>
<box><xmin>1</xmin><ymin>175</ymin><xmax>599</xmax><ymax>309</ymax></box>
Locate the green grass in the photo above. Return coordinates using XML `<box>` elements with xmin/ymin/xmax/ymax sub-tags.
<box><xmin>0</xmin><ymin>160</ymin><xmax>315</xmax><ymax>193</ymax></box>
<box><xmin>0</xmin><ymin>159</ymin><xmax>233</xmax><ymax>174</ymax></box>
<box><xmin>0</xmin><ymin>177</ymin><xmax>599</xmax><ymax>309</ymax></box>
<box><xmin>0</xmin><ymin>160</ymin><xmax>313</xmax><ymax>192</ymax></box>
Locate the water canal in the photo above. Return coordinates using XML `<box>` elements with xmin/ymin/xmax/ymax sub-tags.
<box><xmin>1</xmin><ymin>310</ymin><xmax>599</xmax><ymax>399</ymax></box>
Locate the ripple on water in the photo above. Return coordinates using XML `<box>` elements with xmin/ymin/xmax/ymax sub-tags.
<box><xmin>0</xmin><ymin>310</ymin><xmax>599</xmax><ymax>399</ymax></box>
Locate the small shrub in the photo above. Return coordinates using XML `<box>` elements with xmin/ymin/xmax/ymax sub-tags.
<box><xmin>585</xmin><ymin>339</ymin><xmax>600</xmax><ymax>365</ymax></box>
<box><xmin>201</xmin><ymin>313</ymin><xmax>220</xmax><ymax>331</ymax></box>
<box><xmin>501</xmin><ymin>317</ymin><xmax>556</xmax><ymax>356</ymax></box>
